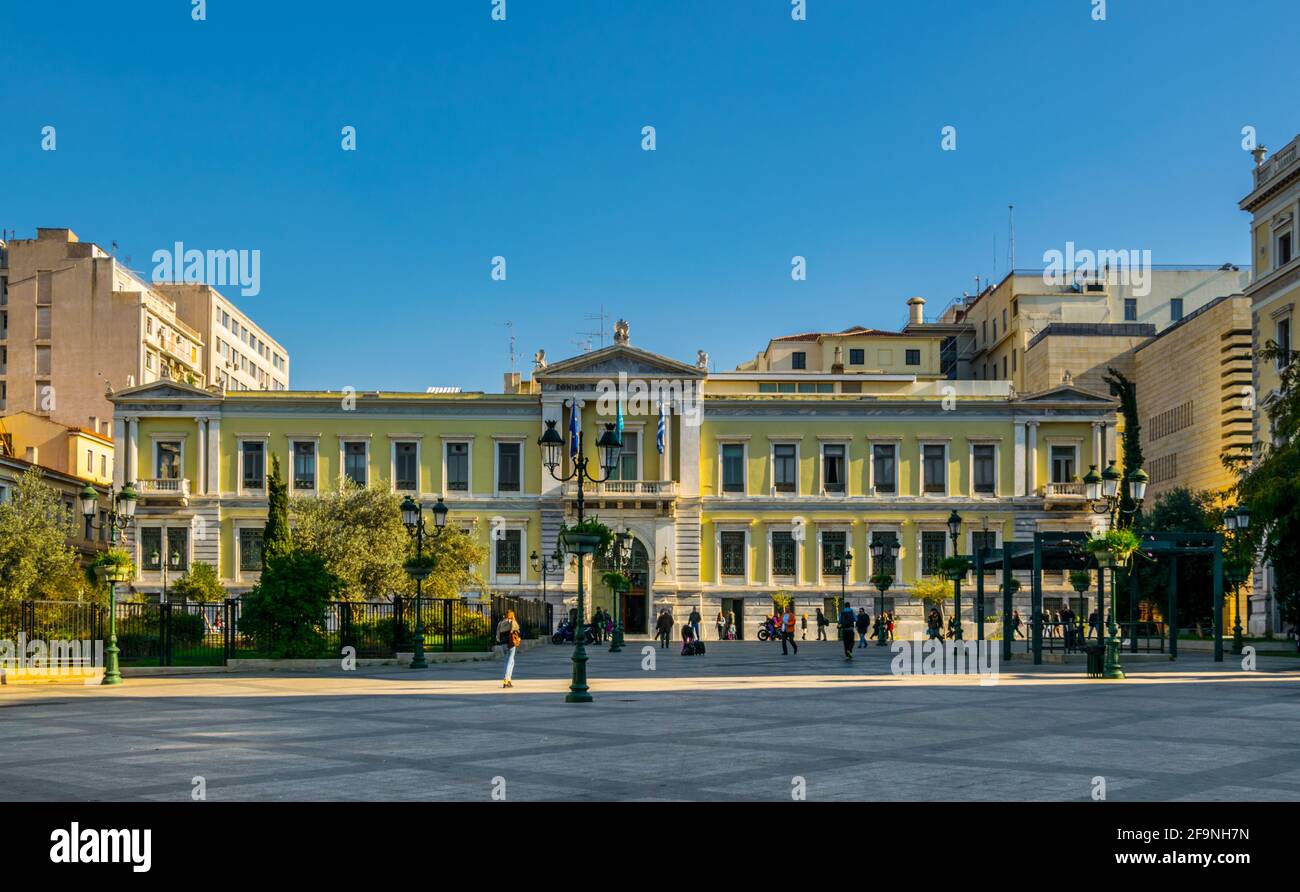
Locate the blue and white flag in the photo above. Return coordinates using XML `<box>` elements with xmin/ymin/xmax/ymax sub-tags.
<box><xmin>656</xmin><ymin>402</ymin><xmax>666</xmax><ymax>455</ymax></box>
<box><xmin>568</xmin><ymin>399</ymin><xmax>579</xmax><ymax>457</ymax></box>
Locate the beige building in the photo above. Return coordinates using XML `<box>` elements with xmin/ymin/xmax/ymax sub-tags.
<box><xmin>155</xmin><ymin>283</ymin><xmax>289</xmax><ymax>393</ymax></box>
<box><xmin>1240</xmin><ymin>133</ymin><xmax>1300</xmax><ymax>634</ymax></box>
<box><xmin>0</xmin><ymin>228</ymin><xmax>288</xmax><ymax>439</ymax></box>
<box><xmin>0</xmin><ymin>409</ymin><xmax>115</xmax><ymax>485</ymax></box>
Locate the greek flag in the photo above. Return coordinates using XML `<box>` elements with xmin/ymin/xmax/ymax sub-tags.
<box><xmin>615</xmin><ymin>391</ymin><xmax>625</xmax><ymax>444</ymax></box>
<box><xmin>568</xmin><ymin>399</ymin><xmax>579</xmax><ymax>457</ymax></box>
<box><xmin>656</xmin><ymin>402</ymin><xmax>666</xmax><ymax>455</ymax></box>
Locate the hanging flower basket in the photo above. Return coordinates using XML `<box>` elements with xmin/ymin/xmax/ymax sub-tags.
<box><xmin>869</xmin><ymin>573</ymin><xmax>893</xmax><ymax>591</ymax></box>
<box><xmin>1069</xmin><ymin>570</ymin><xmax>1093</xmax><ymax>593</ymax></box>
<box><xmin>404</xmin><ymin>555</ymin><xmax>435</xmax><ymax>581</ymax></box>
<box><xmin>1084</xmin><ymin>529</ymin><xmax>1140</xmax><ymax>569</ymax></box>
<box><xmin>938</xmin><ymin>556</ymin><xmax>970</xmax><ymax>581</ymax></box>
<box><xmin>560</xmin><ymin>518</ymin><xmax>613</xmax><ymax>555</ymax></box>
<box><xmin>92</xmin><ymin>548</ymin><xmax>135</xmax><ymax>584</ymax></box>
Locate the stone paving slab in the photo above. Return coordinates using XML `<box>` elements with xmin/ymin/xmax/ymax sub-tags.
<box><xmin>2</xmin><ymin>641</ymin><xmax>1298</xmax><ymax>802</ymax></box>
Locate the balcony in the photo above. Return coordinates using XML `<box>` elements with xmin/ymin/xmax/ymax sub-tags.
<box><xmin>562</xmin><ymin>479</ymin><xmax>678</xmax><ymax>512</ymax></box>
<box><xmin>137</xmin><ymin>478</ymin><xmax>192</xmax><ymax>505</ymax></box>
<box><xmin>1043</xmin><ymin>481</ymin><xmax>1086</xmax><ymax>508</ymax></box>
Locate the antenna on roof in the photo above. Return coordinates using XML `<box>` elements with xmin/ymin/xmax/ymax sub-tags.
<box><xmin>1008</xmin><ymin>204</ymin><xmax>1016</xmax><ymax>272</ymax></box>
<box><xmin>581</xmin><ymin>305</ymin><xmax>609</xmax><ymax>349</ymax></box>
<box><xmin>503</xmin><ymin>320</ymin><xmax>517</xmax><ymax>372</ymax></box>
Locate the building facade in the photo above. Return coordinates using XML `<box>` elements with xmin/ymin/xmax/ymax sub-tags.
<box><xmin>155</xmin><ymin>283</ymin><xmax>290</xmax><ymax>392</ymax></box>
<box><xmin>109</xmin><ymin>323</ymin><xmax>1118</xmax><ymax>638</ymax></box>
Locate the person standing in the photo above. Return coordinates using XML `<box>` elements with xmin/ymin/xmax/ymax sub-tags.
<box><xmin>887</xmin><ymin>611</ymin><xmax>895</xmax><ymax>641</ymax></box>
<box><xmin>856</xmin><ymin>607</ymin><xmax>871</xmax><ymax>649</ymax></box>
<box><xmin>716</xmin><ymin>609</ymin><xmax>726</xmax><ymax>641</ymax></box>
<box><xmin>839</xmin><ymin>601</ymin><xmax>856</xmax><ymax>659</ymax></box>
<box><xmin>497</xmin><ymin>609</ymin><xmax>521</xmax><ymax>688</ymax></box>
<box><xmin>689</xmin><ymin>606</ymin><xmax>702</xmax><ymax>642</ymax></box>
<box><xmin>800</xmin><ymin>612</ymin><xmax>808</xmax><ymax>640</ymax></box>
<box><xmin>780</xmin><ymin>603</ymin><xmax>799</xmax><ymax>655</ymax></box>
<box><xmin>927</xmin><ymin>608</ymin><xmax>944</xmax><ymax>640</ymax></box>
<box><xmin>726</xmin><ymin>610</ymin><xmax>737</xmax><ymax>640</ymax></box>
<box><xmin>655</xmin><ymin>608</ymin><xmax>673</xmax><ymax>648</ymax></box>
<box><xmin>815</xmin><ymin>607</ymin><xmax>829</xmax><ymax>641</ymax></box>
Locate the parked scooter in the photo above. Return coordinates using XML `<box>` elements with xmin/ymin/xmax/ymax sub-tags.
<box><xmin>551</xmin><ymin>619</ymin><xmax>597</xmax><ymax>645</ymax></box>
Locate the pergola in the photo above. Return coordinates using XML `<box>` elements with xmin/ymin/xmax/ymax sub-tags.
<box><xmin>974</xmin><ymin>531</ymin><xmax>1226</xmax><ymax>665</ymax></box>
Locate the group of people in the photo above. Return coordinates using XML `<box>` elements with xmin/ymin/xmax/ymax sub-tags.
<box><xmin>1009</xmin><ymin>607</ymin><xmax>1102</xmax><ymax>648</ymax></box>
<box><xmin>589</xmin><ymin>607</ymin><xmax>615</xmax><ymax>643</ymax></box>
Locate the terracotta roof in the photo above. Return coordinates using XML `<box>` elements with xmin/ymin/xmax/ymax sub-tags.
<box><xmin>770</xmin><ymin>325</ymin><xmax>913</xmax><ymax>342</ymax></box>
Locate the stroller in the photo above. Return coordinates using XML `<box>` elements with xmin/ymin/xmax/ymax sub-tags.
<box><xmin>680</xmin><ymin>623</ymin><xmax>706</xmax><ymax>656</ymax></box>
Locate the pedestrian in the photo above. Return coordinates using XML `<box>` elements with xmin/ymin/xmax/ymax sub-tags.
<box><xmin>497</xmin><ymin>609</ymin><xmax>521</xmax><ymax>688</ymax></box>
<box><xmin>689</xmin><ymin>606</ymin><xmax>702</xmax><ymax>642</ymax></box>
<box><xmin>927</xmin><ymin>608</ymin><xmax>944</xmax><ymax>641</ymax></box>
<box><xmin>727</xmin><ymin>610</ymin><xmax>737</xmax><ymax>640</ymax></box>
<box><xmin>1012</xmin><ymin>609</ymin><xmax>1024</xmax><ymax>639</ymax></box>
<box><xmin>815</xmin><ymin>607</ymin><xmax>829</xmax><ymax>641</ymax></box>
<box><xmin>839</xmin><ymin>600</ymin><xmax>856</xmax><ymax>659</ymax></box>
<box><xmin>780</xmin><ymin>603</ymin><xmax>798</xmax><ymax>655</ymax></box>
<box><xmin>1088</xmin><ymin>610</ymin><xmax>1100</xmax><ymax>640</ymax></box>
<box><xmin>591</xmin><ymin>607</ymin><xmax>603</xmax><ymax>643</ymax></box>
<box><xmin>716</xmin><ymin>609</ymin><xmax>726</xmax><ymax>641</ymax></box>
<box><xmin>886</xmin><ymin>611</ymin><xmax>895</xmax><ymax>641</ymax></box>
<box><xmin>655</xmin><ymin>608</ymin><xmax>673</xmax><ymax>648</ymax></box>
<box><xmin>856</xmin><ymin>607</ymin><xmax>871</xmax><ymax>648</ymax></box>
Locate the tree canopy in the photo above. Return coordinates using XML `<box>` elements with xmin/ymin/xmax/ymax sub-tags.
<box><xmin>0</xmin><ymin>467</ymin><xmax>87</xmax><ymax>603</ymax></box>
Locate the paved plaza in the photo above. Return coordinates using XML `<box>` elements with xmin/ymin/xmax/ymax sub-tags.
<box><xmin>3</xmin><ymin>641</ymin><xmax>1299</xmax><ymax>802</ymax></box>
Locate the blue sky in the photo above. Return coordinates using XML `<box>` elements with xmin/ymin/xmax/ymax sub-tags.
<box><xmin>2</xmin><ymin>0</ymin><xmax>1294</xmax><ymax>391</ymax></box>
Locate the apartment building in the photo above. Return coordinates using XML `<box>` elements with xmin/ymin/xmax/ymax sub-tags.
<box><xmin>109</xmin><ymin>321</ymin><xmax>1116</xmax><ymax>637</ymax></box>
<box><xmin>155</xmin><ymin>283</ymin><xmax>289</xmax><ymax>392</ymax></box>
<box><xmin>0</xmin><ymin>410</ymin><xmax>114</xmax><ymax>485</ymax></box>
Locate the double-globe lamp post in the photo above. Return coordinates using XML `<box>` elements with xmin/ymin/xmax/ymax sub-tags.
<box><xmin>870</xmin><ymin>534</ymin><xmax>899</xmax><ymax>646</ymax></box>
<box><xmin>1082</xmin><ymin>461</ymin><xmax>1148</xmax><ymax>680</ymax></box>
<box><xmin>1224</xmin><ymin>504</ymin><xmax>1251</xmax><ymax>656</ymax></box>
<box><xmin>80</xmin><ymin>482</ymin><xmax>139</xmax><ymax>686</ymax></box>
<box><xmin>401</xmin><ymin>495</ymin><xmax>448</xmax><ymax>670</ymax></box>
<box><xmin>538</xmin><ymin>417</ymin><xmax>622</xmax><ymax>703</ymax></box>
<box><xmin>947</xmin><ymin>509</ymin><xmax>964</xmax><ymax>641</ymax></box>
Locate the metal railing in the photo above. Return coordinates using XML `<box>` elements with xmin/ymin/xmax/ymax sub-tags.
<box><xmin>137</xmin><ymin>478</ymin><xmax>192</xmax><ymax>499</ymax></box>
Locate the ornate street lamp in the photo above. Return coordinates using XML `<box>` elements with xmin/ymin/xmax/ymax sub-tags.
<box><xmin>947</xmin><ymin>509</ymin><xmax>964</xmax><ymax>640</ymax></box>
<box><xmin>81</xmin><ymin>481</ymin><xmax>139</xmax><ymax>686</ymax></box>
<box><xmin>1224</xmin><ymin>504</ymin><xmax>1250</xmax><ymax>655</ymax></box>
<box><xmin>402</xmin><ymin>495</ymin><xmax>448</xmax><ymax>669</ymax></box>
<box><xmin>1081</xmin><ymin>464</ymin><xmax>1149</xmax><ymax>678</ymax></box>
<box><xmin>608</xmin><ymin>530</ymin><xmax>633</xmax><ymax>652</ymax></box>
<box><xmin>539</xmin><ymin>416</ymin><xmax>621</xmax><ymax>703</ymax></box>
<box><xmin>870</xmin><ymin>534</ymin><xmax>899</xmax><ymax>646</ymax></box>
<box><xmin>530</xmin><ymin>545</ymin><xmax>565</xmax><ymax>636</ymax></box>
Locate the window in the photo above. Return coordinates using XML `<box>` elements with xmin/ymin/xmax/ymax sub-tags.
<box><xmin>446</xmin><ymin>442</ymin><xmax>469</xmax><ymax>492</ymax></box>
<box><xmin>1277</xmin><ymin>318</ymin><xmax>1292</xmax><ymax>370</ymax></box>
<box><xmin>872</xmin><ymin>444</ymin><xmax>897</xmax><ymax>494</ymax></box>
<box><xmin>86</xmin><ymin>449</ymin><xmax>93</xmax><ymax>473</ymax></box>
<box><xmin>921</xmin><ymin>531</ymin><xmax>947</xmax><ymax>575</ymax></box>
<box><xmin>721</xmin><ymin>443</ymin><xmax>745</xmax><ymax>493</ymax></box>
<box><xmin>992</xmin><ymin>320</ymin><xmax>997</xmax><ymax>340</ymax></box>
<box><xmin>344</xmin><ymin>442</ymin><xmax>368</xmax><ymax>486</ymax></box>
<box><xmin>1002</xmin><ymin>309</ymin><xmax>1007</xmax><ymax>330</ymax></box>
<box><xmin>821</xmin><ymin>531</ymin><xmax>848</xmax><ymax>575</ymax></box>
<box><xmin>1050</xmin><ymin>445</ymin><xmax>1077</xmax><ymax>483</ymax></box>
<box><xmin>1170</xmin><ymin>298</ymin><xmax>1184</xmax><ymax>322</ymax></box>
<box><xmin>495</xmin><ymin>529</ymin><xmax>521</xmax><ymax>575</ymax></box>
<box><xmin>1012</xmin><ymin>348</ymin><xmax>1017</xmax><ymax>372</ymax></box>
<box><xmin>1124</xmin><ymin>298</ymin><xmax>1137</xmax><ymax>321</ymax></box>
<box><xmin>1011</xmin><ymin>299</ymin><xmax>1018</xmax><ymax>317</ymax></box>
<box><xmin>922</xmin><ymin>444</ymin><xmax>946</xmax><ymax>494</ymax></box>
<box><xmin>141</xmin><ymin>527</ymin><xmax>162</xmax><ymax>570</ymax></box>
<box><xmin>1279</xmin><ymin>230</ymin><xmax>1294</xmax><ymax>268</ymax></box>
<box><xmin>166</xmin><ymin>527</ymin><xmax>189</xmax><ymax>572</ymax></box>
<box><xmin>156</xmin><ymin>441</ymin><xmax>182</xmax><ymax>480</ymax></box>
<box><xmin>771</xmin><ymin>531</ymin><xmax>797</xmax><ymax>576</ymax></box>
<box><xmin>293</xmin><ymin>441</ymin><xmax>316</xmax><ymax>490</ymax></box>
<box><xmin>870</xmin><ymin>531</ymin><xmax>898</xmax><ymax>577</ymax></box>
<box><xmin>100</xmin><ymin>455</ymin><xmax>108</xmax><ymax>478</ymax></box>
<box><xmin>905</xmin><ymin>349</ymin><xmax>921</xmax><ymax>366</ymax></box>
<box><xmin>612</xmin><ymin>431</ymin><xmax>638</xmax><ymax>481</ymax></box>
<box><xmin>496</xmin><ymin>441</ymin><xmax>521</xmax><ymax>492</ymax></box>
<box><xmin>773</xmin><ymin>444</ymin><xmax>798</xmax><ymax>493</ymax></box>
<box><xmin>790</xmin><ymin>351</ymin><xmax>806</xmax><ymax>370</ymax></box>
<box><xmin>239</xmin><ymin>528</ymin><xmax>264</xmax><ymax>572</ymax></box>
<box><xmin>394</xmin><ymin>441</ymin><xmax>418</xmax><ymax>491</ymax></box>
<box><xmin>982</xmin><ymin>321</ymin><xmax>988</xmax><ymax>343</ymax></box>
<box><xmin>720</xmin><ymin>531</ymin><xmax>746</xmax><ymax>577</ymax></box>
<box><xmin>849</xmin><ymin>348</ymin><xmax>865</xmax><ymax>366</ymax></box>
<box><xmin>35</xmin><ymin>345</ymin><xmax>51</xmax><ymax>375</ymax></box>
<box><xmin>822</xmin><ymin>443</ymin><xmax>846</xmax><ymax>493</ymax></box>
<box><xmin>241</xmin><ymin>441</ymin><xmax>265</xmax><ymax>489</ymax></box>
<box><xmin>973</xmin><ymin>444</ymin><xmax>996</xmax><ymax>494</ymax></box>
<box><xmin>36</xmin><ymin>306</ymin><xmax>51</xmax><ymax>339</ymax></box>
<box><xmin>1001</xmin><ymin>355</ymin><xmax>1007</xmax><ymax>378</ymax></box>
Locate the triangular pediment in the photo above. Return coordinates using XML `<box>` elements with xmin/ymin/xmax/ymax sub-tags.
<box><xmin>1016</xmin><ymin>384</ymin><xmax>1116</xmax><ymax>404</ymax></box>
<box><xmin>109</xmin><ymin>379</ymin><xmax>222</xmax><ymax>403</ymax></box>
<box><xmin>536</xmin><ymin>343</ymin><xmax>705</xmax><ymax>382</ymax></box>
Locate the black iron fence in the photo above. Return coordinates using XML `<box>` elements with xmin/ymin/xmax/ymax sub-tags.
<box><xmin>4</xmin><ymin>596</ymin><xmax>548</xmax><ymax>667</ymax></box>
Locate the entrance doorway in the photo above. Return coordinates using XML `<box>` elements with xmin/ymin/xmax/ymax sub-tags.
<box><xmin>721</xmin><ymin>597</ymin><xmax>745</xmax><ymax>640</ymax></box>
<box><xmin>595</xmin><ymin>537</ymin><xmax>650</xmax><ymax>635</ymax></box>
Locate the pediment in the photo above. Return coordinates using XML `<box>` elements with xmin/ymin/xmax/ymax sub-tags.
<box><xmin>1015</xmin><ymin>384</ymin><xmax>1115</xmax><ymax>404</ymax></box>
<box><xmin>109</xmin><ymin>380</ymin><xmax>222</xmax><ymax>403</ymax></box>
<box><xmin>536</xmin><ymin>343</ymin><xmax>705</xmax><ymax>382</ymax></box>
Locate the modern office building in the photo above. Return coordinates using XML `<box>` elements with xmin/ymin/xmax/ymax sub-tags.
<box><xmin>155</xmin><ymin>283</ymin><xmax>289</xmax><ymax>393</ymax></box>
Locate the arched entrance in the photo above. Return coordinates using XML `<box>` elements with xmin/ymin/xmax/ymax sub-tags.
<box><xmin>596</xmin><ymin>537</ymin><xmax>650</xmax><ymax>635</ymax></box>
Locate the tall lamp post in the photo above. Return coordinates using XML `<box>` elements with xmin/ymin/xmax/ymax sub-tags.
<box><xmin>1082</xmin><ymin>462</ymin><xmax>1148</xmax><ymax>679</ymax></box>
<box><xmin>834</xmin><ymin>548</ymin><xmax>853</xmax><ymax>614</ymax></box>
<box><xmin>401</xmin><ymin>495</ymin><xmax>449</xmax><ymax>670</ymax></box>
<box><xmin>538</xmin><ymin>417</ymin><xmax>622</xmax><ymax>703</ymax></box>
<box><xmin>1224</xmin><ymin>504</ymin><xmax>1251</xmax><ymax>655</ymax></box>
<box><xmin>947</xmin><ymin>509</ymin><xmax>964</xmax><ymax>641</ymax></box>
<box><xmin>80</xmin><ymin>482</ymin><xmax>139</xmax><ymax>686</ymax></box>
<box><xmin>529</xmin><ymin>546</ymin><xmax>564</xmax><ymax>635</ymax></box>
<box><xmin>608</xmin><ymin>530</ymin><xmax>632</xmax><ymax>652</ymax></box>
<box><xmin>870</xmin><ymin>534</ymin><xmax>899</xmax><ymax>646</ymax></box>
<box><xmin>151</xmin><ymin>547</ymin><xmax>181</xmax><ymax>604</ymax></box>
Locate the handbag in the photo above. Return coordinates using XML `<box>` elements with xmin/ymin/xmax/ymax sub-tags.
<box><xmin>509</xmin><ymin>629</ymin><xmax>522</xmax><ymax>648</ymax></box>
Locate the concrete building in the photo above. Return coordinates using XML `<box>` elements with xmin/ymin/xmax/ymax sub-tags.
<box><xmin>155</xmin><ymin>283</ymin><xmax>289</xmax><ymax>393</ymax></box>
<box><xmin>0</xmin><ymin>410</ymin><xmax>114</xmax><ymax>486</ymax></box>
<box><xmin>1240</xmin><ymin>133</ymin><xmax>1300</xmax><ymax>635</ymax></box>
<box><xmin>109</xmin><ymin>320</ymin><xmax>1117</xmax><ymax>636</ymax></box>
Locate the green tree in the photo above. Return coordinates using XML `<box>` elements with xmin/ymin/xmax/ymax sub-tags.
<box><xmin>290</xmin><ymin>479</ymin><xmax>408</xmax><ymax>600</ymax></box>
<box><xmin>416</xmin><ymin>524</ymin><xmax>487</xmax><ymax>601</ymax></box>
<box><xmin>239</xmin><ymin>551</ymin><xmax>343</xmax><ymax>658</ymax></box>
<box><xmin>1132</xmin><ymin>487</ymin><xmax>1220</xmax><ymax>629</ymax></box>
<box><xmin>0</xmin><ymin>467</ymin><xmax>87</xmax><ymax>603</ymax></box>
<box><xmin>169</xmin><ymin>561</ymin><xmax>227</xmax><ymax>603</ymax></box>
<box><xmin>1103</xmin><ymin>367</ymin><xmax>1144</xmax><ymax>528</ymax></box>
<box><xmin>1225</xmin><ymin>340</ymin><xmax>1300</xmax><ymax>634</ymax></box>
<box><xmin>262</xmin><ymin>455</ymin><xmax>292</xmax><ymax>566</ymax></box>
<box><xmin>912</xmin><ymin>575</ymin><xmax>953</xmax><ymax>615</ymax></box>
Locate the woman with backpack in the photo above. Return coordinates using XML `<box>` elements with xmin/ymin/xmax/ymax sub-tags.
<box><xmin>497</xmin><ymin>609</ymin><xmax>521</xmax><ymax>688</ymax></box>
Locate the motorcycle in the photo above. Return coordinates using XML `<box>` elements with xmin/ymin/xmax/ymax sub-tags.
<box><xmin>551</xmin><ymin>619</ymin><xmax>597</xmax><ymax>645</ymax></box>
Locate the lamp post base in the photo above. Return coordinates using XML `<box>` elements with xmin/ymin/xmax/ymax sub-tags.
<box><xmin>567</xmin><ymin>641</ymin><xmax>592</xmax><ymax>702</ymax></box>
<box><xmin>1103</xmin><ymin>629</ymin><xmax>1125</xmax><ymax>679</ymax></box>
<box><xmin>610</xmin><ymin>621</ymin><xmax>624</xmax><ymax>652</ymax></box>
<box><xmin>102</xmin><ymin>639</ymin><xmax>123</xmax><ymax>686</ymax></box>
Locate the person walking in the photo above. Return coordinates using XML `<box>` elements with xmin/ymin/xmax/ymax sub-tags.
<box><xmin>591</xmin><ymin>607</ymin><xmax>604</xmax><ymax>643</ymax></box>
<box><xmin>800</xmin><ymin>612</ymin><xmax>808</xmax><ymax>640</ymax></box>
<box><xmin>886</xmin><ymin>611</ymin><xmax>895</xmax><ymax>641</ymax></box>
<box><xmin>815</xmin><ymin>607</ymin><xmax>829</xmax><ymax>641</ymax></box>
<box><xmin>839</xmin><ymin>600</ymin><xmax>857</xmax><ymax>659</ymax></box>
<box><xmin>1011</xmin><ymin>609</ymin><xmax>1024</xmax><ymax>639</ymax></box>
<box><xmin>927</xmin><ymin>608</ymin><xmax>944</xmax><ymax>641</ymax></box>
<box><xmin>856</xmin><ymin>607</ymin><xmax>871</xmax><ymax>649</ymax></box>
<box><xmin>689</xmin><ymin>606</ymin><xmax>702</xmax><ymax>642</ymax></box>
<box><xmin>497</xmin><ymin>609</ymin><xmax>522</xmax><ymax>688</ymax></box>
<box><xmin>655</xmin><ymin>608</ymin><xmax>673</xmax><ymax>648</ymax></box>
<box><xmin>716</xmin><ymin>609</ymin><xmax>726</xmax><ymax>641</ymax></box>
<box><xmin>726</xmin><ymin>610</ymin><xmax>736</xmax><ymax>640</ymax></box>
<box><xmin>780</xmin><ymin>604</ymin><xmax>799</xmax><ymax>655</ymax></box>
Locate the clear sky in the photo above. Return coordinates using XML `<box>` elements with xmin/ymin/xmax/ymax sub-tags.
<box><xmin>2</xmin><ymin>0</ymin><xmax>1294</xmax><ymax>392</ymax></box>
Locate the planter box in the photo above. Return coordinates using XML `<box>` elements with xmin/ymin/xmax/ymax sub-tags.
<box><xmin>561</xmin><ymin>531</ymin><xmax>604</xmax><ymax>555</ymax></box>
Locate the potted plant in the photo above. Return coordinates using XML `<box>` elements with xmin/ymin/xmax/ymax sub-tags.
<box><xmin>938</xmin><ymin>556</ymin><xmax>970</xmax><ymax>581</ymax></box>
<box><xmin>1069</xmin><ymin>570</ymin><xmax>1093</xmax><ymax>593</ymax></box>
<box><xmin>92</xmin><ymin>548</ymin><xmax>135</xmax><ymax>584</ymax></box>
<box><xmin>1005</xmin><ymin>578</ymin><xmax>1022</xmax><ymax>593</ymax></box>
<box><xmin>869</xmin><ymin>573</ymin><xmax>893</xmax><ymax>591</ymax></box>
<box><xmin>559</xmin><ymin>517</ymin><xmax>614</xmax><ymax>555</ymax></box>
<box><xmin>404</xmin><ymin>553</ymin><xmax>436</xmax><ymax>581</ymax></box>
<box><xmin>1084</xmin><ymin>528</ymin><xmax>1141</xmax><ymax>568</ymax></box>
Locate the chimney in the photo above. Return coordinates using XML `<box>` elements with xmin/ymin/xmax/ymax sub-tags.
<box><xmin>504</xmin><ymin>371</ymin><xmax>522</xmax><ymax>393</ymax></box>
<box><xmin>907</xmin><ymin>296</ymin><xmax>926</xmax><ymax>326</ymax></box>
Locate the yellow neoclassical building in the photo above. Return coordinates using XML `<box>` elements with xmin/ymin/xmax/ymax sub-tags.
<box><xmin>109</xmin><ymin>322</ymin><xmax>1117</xmax><ymax>638</ymax></box>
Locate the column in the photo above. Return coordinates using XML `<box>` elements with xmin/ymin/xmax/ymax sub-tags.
<box><xmin>1091</xmin><ymin>422</ymin><xmax>1104</xmax><ymax>471</ymax></box>
<box><xmin>1026</xmin><ymin>421</ymin><xmax>1038</xmax><ymax>496</ymax></box>
<box><xmin>1013</xmin><ymin>421</ymin><xmax>1027</xmax><ymax>497</ymax></box>
<box><xmin>540</xmin><ymin>396</ymin><xmax>565</xmax><ymax>497</ymax></box>
<box><xmin>125</xmin><ymin>417</ymin><xmax>139</xmax><ymax>484</ymax></box>
<box><xmin>113</xmin><ymin>417</ymin><xmax>127</xmax><ymax>489</ymax></box>
<box><xmin>196</xmin><ymin>417</ymin><xmax>208</xmax><ymax>495</ymax></box>
<box><xmin>207</xmin><ymin>417</ymin><xmax>221</xmax><ymax>496</ymax></box>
